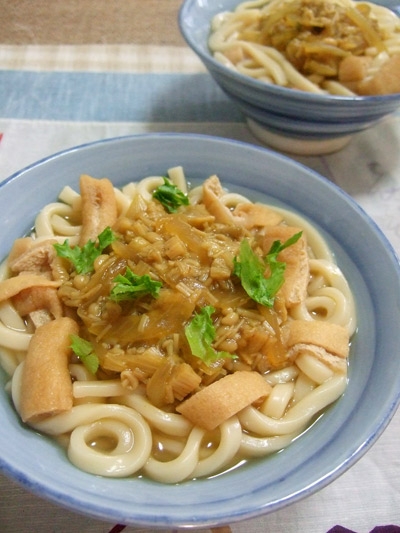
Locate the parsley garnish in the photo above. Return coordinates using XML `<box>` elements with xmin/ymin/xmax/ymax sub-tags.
<box><xmin>54</xmin><ymin>226</ymin><xmax>116</xmax><ymax>275</ymax></box>
<box><xmin>110</xmin><ymin>267</ymin><xmax>162</xmax><ymax>302</ymax></box>
<box><xmin>152</xmin><ymin>177</ymin><xmax>189</xmax><ymax>213</ymax></box>
<box><xmin>233</xmin><ymin>232</ymin><xmax>302</xmax><ymax>307</ymax></box>
<box><xmin>184</xmin><ymin>306</ymin><xmax>235</xmax><ymax>365</ymax></box>
<box><xmin>70</xmin><ymin>334</ymin><xmax>99</xmax><ymax>374</ymax></box>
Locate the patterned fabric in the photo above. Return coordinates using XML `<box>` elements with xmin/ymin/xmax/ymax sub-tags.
<box><xmin>328</xmin><ymin>526</ymin><xmax>400</xmax><ymax>533</ymax></box>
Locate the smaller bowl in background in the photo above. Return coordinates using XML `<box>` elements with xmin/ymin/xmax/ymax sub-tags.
<box><xmin>179</xmin><ymin>0</ymin><xmax>400</xmax><ymax>155</ymax></box>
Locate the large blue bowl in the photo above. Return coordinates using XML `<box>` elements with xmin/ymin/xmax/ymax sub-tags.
<box><xmin>179</xmin><ymin>0</ymin><xmax>400</xmax><ymax>154</ymax></box>
<box><xmin>0</xmin><ymin>134</ymin><xmax>400</xmax><ymax>528</ymax></box>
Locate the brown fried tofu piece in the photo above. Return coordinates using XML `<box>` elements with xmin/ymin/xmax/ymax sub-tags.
<box><xmin>79</xmin><ymin>174</ymin><xmax>118</xmax><ymax>246</ymax></box>
<box><xmin>19</xmin><ymin>317</ymin><xmax>79</xmax><ymax>423</ymax></box>
<box><xmin>357</xmin><ymin>54</ymin><xmax>400</xmax><ymax>95</ymax></box>
<box><xmin>262</xmin><ymin>226</ymin><xmax>309</xmax><ymax>307</ymax></box>
<box><xmin>176</xmin><ymin>371</ymin><xmax>271</xmax><ymax>431</ymax></box>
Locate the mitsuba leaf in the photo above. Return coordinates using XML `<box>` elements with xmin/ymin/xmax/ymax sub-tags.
<box><xmin>110</xmin><ymin>267</ymin><xmax>162</xmax><ymax>301</ymax></box>
<box><xmin>152</xmin><ymin>177</ymin><xmax>189</xmax><ymax>213</ymax></box>
<box><xmin>233</xmin><ymin>232</ymin><xmax>302</xmax><ymax>307</ymax></box>
<box><xmin>184</xmin><ymin>305</ymin><xmax>235</xmax><ymax>365</ymax></box>
<box><xmin>70</xmin><ymin>334</ymin><xmax>99</xmax><ymax>374</ymax></box>
<box><xmin>54</xmin><ymin>226</ymin><xmax>116</xmax><ymax>275</ymax></box>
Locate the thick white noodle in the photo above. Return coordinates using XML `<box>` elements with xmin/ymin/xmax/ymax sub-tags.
<box><xmin>121</xmin><ymin>182</ymin><xmax>137</xmax><ymax>200</ymax></box>
<box><xmin>273</xmin><ymin>207</ymin><xmax>334</xmax><ymax>262</ymax></box>
<box><xmin>136</xmin><ymin>176</ymin><xmax>166</xmax><ymax>201</ymax></box>
<box><xmin>35</xmin><ymin>203</ymin><xmax>79</xmax><ymax>239</ymax></box>
<box><xmin>0</xmin><ymin>346</ymin><xmax>23</xmax><ymax>377</ymax></box>
<box><xmin>167</xmin><ymin>166</ymin><xmax>188</xmax><ymax>193</ymax></box>
<box><xmin>153</xmin><ymin>433</ymin><xmax>187</xmax><ymax>456</ymax></box>
<box><xmin>73</xmin><ymin>379</ymin><xmax>126</xmax><ymax>398</ymax></box>
<box><xmin>0</xmin><ymin>301</ymin><xmax>26</xmax><ymax>330</ymax></box>
<box><xmin>118</xmin><ymin>392</ymin><xmax>193</xmax><ymax>437</ymax></box>
<box><xmin>191</xmin><ymin>416</ymin><xmax>243</xmax><ymax>478</ymax></box>
<box><xmin>260</xmin><ymin>382</ymin><xmax>295</xmax><ymax>418</ymax></box>
<box><xmin>292</xmin><ymin>372</ymin><xmax>316</xmax><ymax>403</ymax></box>
<box><xmin>238</xmin><ymin>375</ymin><xmax>347</xmax><ymax>436</ymax></box>
<box><xmin>240</xmin><ymin>431</ymin><xmax>296</xmax><ymax>456</ymax></box>
<box><xmin>295</xmin><ymin>353</ymin><xmax>334</xmax><ymax>384</ymax></box>
<box><xmin>0</xmin><ymin>322</ymin><xmax>32</xmax><ymax>351</ymax></box>
<box><xmin>220</xmin><ymin>192</ymin><xmax>252</xmax><ymax>208</ymax></box>
<box><xmin>58</xmin><ymin>185</ymin><xmax>80</xmax><ymax>205</ymax></box>
<box><xmin>114</xmin><ymin>187</ymin><xmax>132</xmax><ymax>215</ymax></box>
<box><xmin>264</xmin><ymin>365</ymin><xmax>299</xmax><ymax>386</ymax></box>
<box><xmin>291</xmin><ymin>259</ymin><xmax>356</xmax><ymax>336</ymax></box>
<box><xmin>68</xmin><ymin>412</ymin><xmax>151</xmax><ymax>477</ymax></box>
<box><xmin>11</xmin><ymin>364</ymin><xmax>152</xmax><ymax>476</ymax></box>
<box><xmin>134</xmin><ymin>168</ymin><xmax>187</xmax><ymax>204</ymax></box>
<box><xmin>69</xmin><ymin>363</ymin><xmax>97</xmax><ymax>382</ymax></box>
<box><xmin>144</xmin><ymin>426</ymin><xmax>205</xmax><ymax>483</ymax></box>
<box><xmin>39</xmin><ymin>403</ymin><xmax>151</xmax><ymax>477</ymax></box>
<box><xmin>0</xmin><ymin>300</ymin><xmax>32</xmax><ymax>353</ymax></box>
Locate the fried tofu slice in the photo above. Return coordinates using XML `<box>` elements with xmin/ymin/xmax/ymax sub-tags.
<box><xmin>262</xmin><ymin>226</ymin><xmax>309</xmax><ymax>307</ymax></box>
<box><xmin>12</xmin><ymin>286</ymin><xmax>63</xmax><ymax>323</ymax></box>
<box><xmin>233</xmin><ymin>202</ymin><xmax>284</xmax><ymax>229</ymax></box>
<box><xmin>79</xmin><ymin>174</ymin><xmax>118</xmax><ymax>246</ymax></box>
<box><xmin>176</xmin><ymin>371</ymin><xmax>271</xmax><ymax>431</ymax></box>
<box><xmin>339</xmin><ymin>55</ymin><xmax>372</xmax><ymax>83</ymax></box>
<box><xmin>8</xmin><ymin>238</ymin><xmax>58</xmax><ymax>275</ymax></box>
<box><xmin>0</xmin><ymin>274</ymin><xmax>61</xmax><ymax>303</ymax></box>
<box><xmin>283</xmin><ymin>320</ymin><xmax>349</xmax><ymax>358</ymax></box>
<box><xmin>202</xmin><ymin>175</ymin><xmax>283</xmax><ymax>229</ymax></box>
<box><xmin>19</xmin><ymin>317</ymin><xmax>79</xmax><ymax>423</ymax></box>
<box><xmin>283</xmin><ymin>319</ymin><xmax>350</xmax><ymax>374</ymax></box>
<box><xmin>357</xmin><ymin>54</ymin><xmax>400</xmax><ymax>95</ymax></box>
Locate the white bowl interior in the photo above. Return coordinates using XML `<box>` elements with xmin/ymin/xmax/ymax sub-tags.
<box><xmin>1</xmin><ymin>134</ymin><xmax>400</xmax><ymax>528</ymax></box>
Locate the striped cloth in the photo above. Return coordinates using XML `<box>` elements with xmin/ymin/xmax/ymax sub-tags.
<box><xmin>0</xmin><ymin>43</ymin><xmax>400</xmax><ymax>533</ymax></box>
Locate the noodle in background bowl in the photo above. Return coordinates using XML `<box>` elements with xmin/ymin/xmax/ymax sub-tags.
<box><xmin>179</xmin><ymin>0</ymin><xmax>400</xmax><ymax>155</ymax></box>
<box><xmin>0</xmin><ymin>133</ymin><xmax>400</xmax><ymax>528</ymax></box>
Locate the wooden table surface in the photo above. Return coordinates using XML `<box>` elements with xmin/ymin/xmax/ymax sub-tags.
<box><xmin>0</xmin><ymin>0</ymin><xmax>185</xmax><ymax>46</ymax></box>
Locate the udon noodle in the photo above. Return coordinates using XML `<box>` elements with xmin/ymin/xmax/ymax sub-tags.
<box><xmin>209</xmin><ymin>0</ymin><xmax>400</xmax><ymax>95</ymax></box>
<box><xmin>0</xmin><ymin>167</ymin><xmax>356</xmax><ymax>483</ymax></box>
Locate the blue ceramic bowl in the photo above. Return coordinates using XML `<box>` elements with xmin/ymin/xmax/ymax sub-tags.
<box><xmin>0</xmin><ymin>134</ymin><xmax>400</xmax><ymax>528</ymax></box>
<box><xmin>179</xmin><ymin>0</ymin><xmax>400</xmax><ymax>154</ymax></box>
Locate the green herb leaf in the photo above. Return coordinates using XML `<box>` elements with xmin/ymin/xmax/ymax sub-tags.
<box><xmin>233</xmin><ymin>232</ymin><xmax>302</xmax><ymax>307</ymax></box>
<box><xmin>152</xmin><ymin>177</ymin><xmax>189</xmax><ymax>213</ymax></box>
<box><xmin>184</xmin><ymin>305</ymin><xmax>234</xmax><ymax>365</ymax></box>
<box><xmin>54</xmin><ymin>226</ymin><xmax>116</xmax><ymax>275</ymax></box>
<box><xmin>110</xmin><ymin>267</ymin><xmax>162</xmax><ymax>302</ymax></box>
<box><xmin>70</xmin><ymin>334</ymin><xmax>99</xmax><ymax>374</ymax></box>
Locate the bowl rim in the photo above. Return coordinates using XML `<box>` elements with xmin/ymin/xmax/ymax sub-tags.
<box><xmin>178</xmin><ymin>0</ymin><xmax>400</xmax><ymax>105</ymax></box>
<box><xmin>1</xmin><ymin>132</ymin><xmax>400</xmax><ymax>528</ymax></box>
